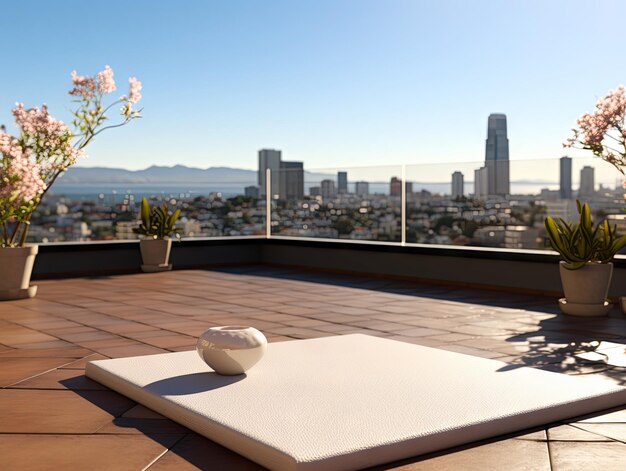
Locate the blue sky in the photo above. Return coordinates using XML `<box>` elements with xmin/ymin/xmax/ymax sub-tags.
<box><xmin>2</xmin><ymin>0</ymin><xmax>626</xmax><ymax>172</ymax></box>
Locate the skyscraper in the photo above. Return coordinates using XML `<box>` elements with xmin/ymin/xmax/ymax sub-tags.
<box><xmin>560</xmin><ymin>156</ymin><xmax>572</xmax><ymax>199</ymax></box>
<box><xmin>390</xmin><ymin>177</ymin><xmax>402</xmax><ymax>196</ymax></box>
<box><xmin>338</xmin><ymin>172</ymin><xmax>348</xmax><ymax>194</ymax></box>
<box><xmin>258</xmin><ymin>149</ymin><xmax>281</xmax><ymax>197</ymax></box>
<box><xmin>451</xmin><ymin>171</ymin><xmax>464</xmax><ymax>199</ymax></box>
<box><xmin>579</xmin><ymin>166</ymin><xmax>595</xmax><ymax>197</ymax></box>
<box><xmin>321</xmin><ymin>179</ymin><xmax>336</xmax><ymax>199</ymax></box>
<box><xmin>474</xmin><ymin>167</ymin><xmax>488</xmax><ymax>201</ymax></box>
<box><xmin>355</xmin><ymin>181</ymin><xmax>369</xmax><ymax>196</ymax></box>
<box><xmin>485</xmin><ymin>113</ymin><xmax>510</xmax><ymax>196</ymax></box>
<box><xmin>280</xmin><ymin>161</ymin><xmax>304</xmax><ymax>200</ymax></box>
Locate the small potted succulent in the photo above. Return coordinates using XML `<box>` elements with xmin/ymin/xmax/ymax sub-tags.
<box><xmin>133</xmin><ymin>197</ymin><xmax>181</xmax><ymax>272</ymax></box>
<box><xmin>545</xmin><ymin>200</ymin><xmax>626</xmax><ymax>315</ymax></box>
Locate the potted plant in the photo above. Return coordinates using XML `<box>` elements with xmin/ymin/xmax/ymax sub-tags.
<box><xmin>0</xmin><ymin>66</ymin><xmax>142</xmax><ymax>300</ymax></box>
<box><xmin>545</xmin><ymin>200</ymin><xmax>626</xmax><ymax>316</ymax></box>
<box><xmin>133</xmin><ymin>197</ymin><xmax>181</xmax><ymax>272</ymax></box>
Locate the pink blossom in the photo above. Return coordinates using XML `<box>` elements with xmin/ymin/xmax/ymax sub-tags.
<box><xmin>0</xmin><ymin>132</ymin><xmax>46</xmax><ymax>203</ymax></box>
<box><xmin>127</xmin><ymin>76</ymin><xmax>142</xmax><ymax>104</ymax></box>
<box><xmin>69</xmin><ymin>70</ymin><xmax>96</xmax><ymax>97</ymax></box>
<box><xmin>97</xmin><ymin>65</ymin><xmax>116</xmax><ymax>94</ymax></box>
<box><xmin>565</xmin><ymin>85</ymin><xmax>626</xmax><ymax>172</ymax></box>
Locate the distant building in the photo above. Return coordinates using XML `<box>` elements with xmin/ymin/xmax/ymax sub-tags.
<box><xmin>280</xmin><ymin>161</ymin><xmax>304</xmax><ymax>200</ymax></box>
<box><xmin>245</xmin><ymin>186</ymin><xmax>260</xmax><ymax>198</ymax></box>
<box><xmin>258</xmin><ymin>149</ymin><xmax>281</xmax><ymax>198</ymax></box>
<box><xmin>405</xmin><ymin>181</ymin><xmax>413</xmax><ymax>194</ymax></box>
<box><xmin>390</xmin><ymin>177</ymin><xmax>402</xmax><ymax>196</ymax></box>
<box><xmin>560</xmin><ymin>156</ymin><xmax>572</xmax><ymax>199</ymax></box>
<box><xmin>474</xmin><ymin>167</ymin><xmax>489</xmax><ymax>200</ymax></box>
<box><xmin>309</xmin><ymin>186</ymin><xmax>321</xmax><ymax>197</ymax></box>
<box><xmin>485</xmin><ymin>113</ymin><xmax>510</xmax><ymax>196</ymax></box>
<box><xmin>451</xmin><ymin>171</ymin><xmax>464</xmax><ymax>199</ymax></box>
<box><xmin>579</xmin><ymin>166</ymin><xmax>595</xmax><ymax>197</ymax></box>
<box><xmin>337</xmin><ymin>171</ymin><xmax>348</xmax><ymax>194</ymax></box>
<box><xmin>545</xmin><ymin>199</ymin><xmax>578</xmax><ymax>223</ymax></box>
<box><xmin>355</xmin><ymin>181</ymin><xmax>369</xmax><ymax>196</ymax></box>
<box><xmin>320</xmin><ymin>179</ymin><xmax>336</xmax><ymax>199</ymax></box>
<box><xmin>258</xmin><ymin>149</ymin><xmax>304</xmax><ymax>200</ymax></box>
<box><xmin>504</xmin><ymin>226</ymin><xmax>539</xmax><ymax>250</ymax></box>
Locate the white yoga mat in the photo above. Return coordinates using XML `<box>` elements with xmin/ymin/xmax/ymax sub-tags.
<box><xmin>86</xmin><ymin>334</ymin><xmax>626</xmax><ymax>471</ymax></box>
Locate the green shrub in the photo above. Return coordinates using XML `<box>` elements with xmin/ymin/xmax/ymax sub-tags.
<box><xmin>133</xmin><ymin>197</ymin><xmax>181</xmax><ymax>239</ymax></box>
<box><xmin>544</xmin><ymin>200</ymin><xmax>626</xmax><ymax>270</ymax></box>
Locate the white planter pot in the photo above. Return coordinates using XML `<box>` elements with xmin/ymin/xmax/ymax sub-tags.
<box><xmin>197</xmin><ymin>326</ymin><xmax>267</xmax><ymax>375</ymax></box>
<box><xmin>139</xmin><ymin>238</ymin><xmax>172</xmax><ymax>272</ymax></box>
<box><xmin>559</xmin><ymin>261</ymin><xmax>613</xmax><ymax>305</ymax></box>
<box><xmin>0</xmin><ymin>245</ymin><xmax>38</xmax><ymax>300</ymax></box>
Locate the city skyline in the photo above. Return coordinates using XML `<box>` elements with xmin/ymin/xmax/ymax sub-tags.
<box><xmin>3</xmin><ymin>1</ymin><xmax>626</xmax><ymax>171</ymax></box>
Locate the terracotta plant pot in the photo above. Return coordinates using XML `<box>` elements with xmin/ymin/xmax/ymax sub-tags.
<box><xmin>559</xmin><ymin>261</ymin><xmax>612</xmax><ymax>305</ymax></box>
<box><xmin>0</xmin><ymin>245</ymin><xmax>38</xmax><ymax>300</ymax></box>
<box><xmin>139</xmin><ymin>238</ymin><xmax>172</xmax><ymax>273</ymax></box>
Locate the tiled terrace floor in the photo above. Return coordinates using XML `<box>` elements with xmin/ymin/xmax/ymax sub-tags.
<box><xmin>1</xmin><ymin>266</ymin><xmax>626</xmax><ymax>470</ymax></box>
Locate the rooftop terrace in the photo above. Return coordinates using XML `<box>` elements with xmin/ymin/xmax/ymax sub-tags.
<box><xmin>1</xmin><ymin>266</ymin><xmax>626</xmax><ymax>470</ymax></box>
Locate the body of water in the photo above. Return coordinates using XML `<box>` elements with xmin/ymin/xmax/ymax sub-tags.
<box><xmin>50</xmin><ymin>181</ymin><xmax>564</xmax><ymax>201</ymax></box>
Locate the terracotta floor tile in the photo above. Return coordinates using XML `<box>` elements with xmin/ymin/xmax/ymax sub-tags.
<box><xmin>123</xmin><ymin>404</ymin><xmax>166</xmax><ymax>419</ymax></box>
<box><xmin>0</xmin><ymin>357</ymin><xmax>78</xmax><ymax>387</ymax></box>
<box><xmin>1</xmin><ymin>268</ymin><xmax>624</xmax><ymax>468</ymax></box>
<box><xmin>547</xmin><ymin>424</ymin><xmax>612</xmax><ymax>441</ymax></box>
<box><xmin>96</xmin><ymin>344</ymin><xmax>168</xmax><ymax>358</ymax></box>
<box><xmin>149</xmin><ymin>433</ymin><xmax>265</xmax><ymax>470</ymax></box>
<box><xmin>572</xmin><ymin>423</ymin><xmax>626</xmax><ymax>442</ymax></box>
<box><xmin>9</xmin><ymin>368</ymin><xmax>107</xmax><ymax>390</ymax></box>
<box><xmin>59</xmin><ymin>353</ymin><xmax>109</xmax><ymax>369</ymax></box>
<box><xmin>0</xmin><ymin>346</ymin><xmax>92</xmax><ymax>358</ymax></box>
<box><xmin>0</xmin><ymin>434</ymin><xmax>181</xmax><ymax>471</ymax></box>
<box><xmin>95</xmin><ymin>417</ymin><xmax>189</xmax><ymax>435</ymax></box>
<box><xmin>549</xmin><ymin>441</ymin><xmax>626</xmax><ymax>470</ymax></box>
<box><xmin>0</xmin><ymin>389</ymin><xmax>135</xmax><ymax>433</ymax></box>
<box><xmin>374</xmin><ymin>438</ymin><xmax>550</xmax><ymax>470</ymax></box>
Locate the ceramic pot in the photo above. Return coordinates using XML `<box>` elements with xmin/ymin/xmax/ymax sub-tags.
<box><xmin>0</xmin><ymin>245</ymin><xmax>38</xmax><ymax>300</ymax></box>
<box><xmin>139</xmin><ymin>238</ymin><xmax>172</xmax><ymax>272</ymax></box>
<box><xmin>196</xmin><ymin>326</ymin><xmax>267</xmax><ymax>375</ymax></box>
<box><xmin>559</xmin><ymin>261</ymin><xmax>612</xmax><ymax>305</ymax></box>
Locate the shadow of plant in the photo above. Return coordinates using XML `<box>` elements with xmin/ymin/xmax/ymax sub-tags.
<box><xmin>502</xmin><ymin>312</ymin><xmax>626</xmax><ymax>386</ymax></box>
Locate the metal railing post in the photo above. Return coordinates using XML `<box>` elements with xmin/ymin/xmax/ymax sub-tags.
<box><xmin>401</xmin><ymin>165</ymin><xmax>406</xmax><ymax>246</ymax></box>
<box><xmin>266</xmin><ymin>168</ymin><xmax>272</xmax><ymax>239</ymax></box>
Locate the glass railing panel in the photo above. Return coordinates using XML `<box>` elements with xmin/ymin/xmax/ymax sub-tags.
<box><xmin>30</xmin><ymin>176</ymin><xmax>265</xmax><ymax>243</ymax></box>
<box><xmin>271</xmin><ymin>165</ymin><xmax>404</xmax><ymax>242</ymax></box>
<box><xmin>406</xmin><ymin>156</ymin><xmax>625</xmax><ymax>250</ymax></box>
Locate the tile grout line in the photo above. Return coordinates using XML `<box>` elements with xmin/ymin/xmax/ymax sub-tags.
<box><xmin>141</xmin><ymin>434</ymin><xmax>189</xmax><ymax>471</ymax></box>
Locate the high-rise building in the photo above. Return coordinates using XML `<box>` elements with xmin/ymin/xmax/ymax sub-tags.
<box><xmin>451</xmin><ymin>171</ymin><xmax>464</xmax><ymax>199</ymax></box>
<box><xmin>338</xmin><ymin>171</ymin><xmax>348</xmax><ymax>194</ymax></box>
<box><xmin>560</xmin><ymin>156</ymin><xmax>572</xmax><ymax>199</ymax></box>
<box><xmin>258</xmin><ymin>149</ymin><xmax>281</xmax><ymax>198</ymax></box>
<box><xmin>474</xmin><ymin>167</ymin><xmax>488</xmax><ymax>201</ymax></box>
<box><xmin>355</xmin><ymin>181</ymin><xmax>369</xmax><ymax>196</ymax></box>
<box><xmin>579</xmin><ymin>166</ymin><xmax>595</xmax><ymax>197</ymax></box>
<box><xmin>244</xmin><ymin>186</ymin><xmax>260</xmax><ymax>198</ymax></box>
<box><xmin>485</xmin><ymin>113</ymin><xmax>510</xmax><ymax>196</ymax></box>
<box><xmin>320</xmin><ymin>179</ymin><xmax>336</xmax><ymax>199</ymax></box>
<box><xmin>390</xmin><ymin>177</ymin><xmax>402</xmax><ymax>196</ymax></box>
<box><xmin>280</xmin><ymin>161</ymin><xmax>304</xmax><ymax>200</ymax></box>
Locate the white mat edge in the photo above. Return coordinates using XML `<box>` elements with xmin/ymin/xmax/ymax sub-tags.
<box><xmin>86</xmin><ymin>361</ymin><xmax>297</xmax><ymax>471</ymax></box>
<box><xmin>86</xmin><ymin>350</ymin><xmax>626</xmax><ymax>471</ymax></box>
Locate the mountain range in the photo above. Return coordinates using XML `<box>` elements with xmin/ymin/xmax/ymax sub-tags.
<box><xmin>59</xmin><ymin>165</ymin><xmax>259</xmax><ymax>184</ymax></box>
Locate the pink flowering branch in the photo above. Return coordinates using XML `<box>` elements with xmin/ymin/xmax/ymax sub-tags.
<box><xmin>0</xmin><ymin>65</ymin><xmax>143</xmax><ymax>247</ymax></box>
<box><xmin>564</xmin><ymin>85</ymin><xmax>626</xmax><ymax>174</ymax></box>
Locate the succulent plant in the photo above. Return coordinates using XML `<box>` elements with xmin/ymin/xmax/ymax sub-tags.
<box><xmin>544</xmin><ymin>200</ymin><xmax>626</xmax><ymax>270</ymax></box>
<box><xmin>133</xmin><ymin>197</ymin><xmax>181</xmax><ymax>239</ymax></box>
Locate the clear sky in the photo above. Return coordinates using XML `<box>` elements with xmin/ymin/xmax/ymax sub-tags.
<box><xmin>2</xmin><ymin>0</ymin><xmax>626</xmax><ymax>172</ymax></box>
